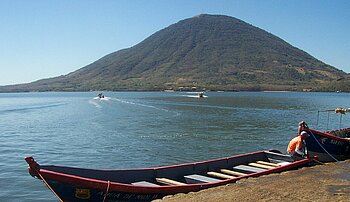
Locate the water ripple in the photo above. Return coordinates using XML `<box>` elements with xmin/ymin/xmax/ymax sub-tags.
<box><xmin>0</xmin><ymin>102</ymin><xmax>66</xmax><ymax>114</ymax></box>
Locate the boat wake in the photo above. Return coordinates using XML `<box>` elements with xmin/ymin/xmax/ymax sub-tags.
<box><xmin>89</xmin><ymin>96</ymin><xmax>179</xmax><ymax>116</ymax></box>
<box><xmin>89</xmin><ymin>99</ymin><xmax>102</xmax><ymax>109</ymax></box>
<box><xmin>89</xmin><ymin>96</ymin><xmax>111</xmax><ymax>108</ymax></box>
<box><xmin>111</xmin><ymin>98</ymin><xmax>170</xmax><ymax>113</ymax></box>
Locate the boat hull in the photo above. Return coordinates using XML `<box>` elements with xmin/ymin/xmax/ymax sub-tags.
<box><xmin>25</xmin><ymin>150</ymin><xmax>312</xmax><ymax>202</ymax></box>
<box><xmin>306</xmin><ymin>129</ymin><xmax>350</xmax><ymax>162</ymax></box>
<box><xmin>46</xmin><ymin>181</ymin><xmax>163</xmax><ymax>202</ymax></box>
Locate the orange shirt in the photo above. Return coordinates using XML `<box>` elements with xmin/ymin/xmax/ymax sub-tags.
<box><xmin>287</xmin><ymin>135</ymin><xmax>304</xmax><ymax>153</ymax></box>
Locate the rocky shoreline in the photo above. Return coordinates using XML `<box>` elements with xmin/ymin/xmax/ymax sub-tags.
<box><xmin>155</xmin><ymin>160</ymin><xmax>350</xmax><ymax>202</ymax></box>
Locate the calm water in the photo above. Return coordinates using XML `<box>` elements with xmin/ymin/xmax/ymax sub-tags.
<box><xmin>0</xmin><ymin>91</ymin><xmax>349</xmax><ymax>201</ymax></box>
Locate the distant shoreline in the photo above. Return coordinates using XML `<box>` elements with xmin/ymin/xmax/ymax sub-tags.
<box><xmin>0</xmin><ymin>90</ymin><xmax>347</xmax><ymax>94</ymax></box>
<box><xmin>0</xmin><ymin>89</ymin><xmax>349</xmax><ymax>93</ymax></box>
<box><xmin>262</xmin><ymin>90</ymin><xmax>292</xmax><ymax>92</ymax></box>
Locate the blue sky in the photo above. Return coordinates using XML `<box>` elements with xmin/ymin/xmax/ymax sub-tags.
<box><xmin>0</xmin><ymin>0</ymin><xmax>349</xmax><ymax>85</ymax></box>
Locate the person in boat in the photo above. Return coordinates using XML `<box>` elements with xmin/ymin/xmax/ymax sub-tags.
<box><xmin>98</xmin><ymin>93</ymin><xmax>104</xmax><ymax>98</ymax></box>
<box><xmin>297</xmin><ymin>121</ymin><xmax>308</xmax><ymax>135</ymax></box>
<box><xmin>287</xmin><ymin>131</ymin><xmax>310</xmax><ymax>160</ymax></box>
<box><xmin>198</xmin><ymin>92</ymin><xmax>204</xmax><ymax>98</ymax></box>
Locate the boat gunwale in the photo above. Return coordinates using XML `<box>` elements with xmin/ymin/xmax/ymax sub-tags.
<box><xmin>309</xmin><ymin>129</ymin><xmax>350</xmax><ymax>142</ymax></box>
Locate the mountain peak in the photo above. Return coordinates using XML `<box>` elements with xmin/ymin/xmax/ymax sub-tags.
<box><xmin>0</xmin><ymin>14</ymin><xmax>346</xmax><ymax>92</ymax></box>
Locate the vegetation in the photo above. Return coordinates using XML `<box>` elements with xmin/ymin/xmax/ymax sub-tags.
<box><xmin>0</xmin><ymin>14</ymin><xmax>348</xmax><ymax>92</ymax></box>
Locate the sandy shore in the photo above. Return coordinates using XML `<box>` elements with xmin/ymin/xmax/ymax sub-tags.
<box><xmin>155</xmin><ymin>160</ymin><xmax>350</xmax><ymax>202</ymax></box>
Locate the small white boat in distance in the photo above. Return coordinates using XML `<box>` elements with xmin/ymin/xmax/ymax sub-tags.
<box><xmin>94</xmin><ymin>93</ymin><xmax>110</xmax><ymax>100</ymax></box>
<box><xmin>185</xmin><ymin>91</ymin><xmax>207</xmax><ymax>98</ymax></box>
<box><xmin>198</xmin><ymin>92</ymin><xmax>207</xmax><ymax>98</ymax></box>
<box><xmin>198</xmin><ymin>92</ymin><xmax>204</xmax><ymax>98</ymax></box>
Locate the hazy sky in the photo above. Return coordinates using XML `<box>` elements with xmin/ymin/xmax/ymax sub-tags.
<box><xmin>1</xmin><ymin>0</ymin><xmax>349</xmax><ymax>85</ymax></box>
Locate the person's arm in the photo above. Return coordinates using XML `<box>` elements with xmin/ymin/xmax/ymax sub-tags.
<box><xmin>295</xmin><ymin>139</ymin><xmax>305</xmax><ymax>155</ymax></box>
<box><xmin>295</xmin><ymin>147</ymin><xmax>305</xmax><ymax>155</ymax></box>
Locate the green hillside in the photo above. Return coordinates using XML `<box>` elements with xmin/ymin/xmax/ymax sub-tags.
<box><xmin>1</xmin><ymin>14</ymin><xmax>347</xmax><ymax>92</ymax></box>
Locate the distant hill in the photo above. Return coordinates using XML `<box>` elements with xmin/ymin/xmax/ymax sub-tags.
<box><xmin>1</xmin><ymin>14</ymin><xmax>348</xmax><ymax>92</ymax></box>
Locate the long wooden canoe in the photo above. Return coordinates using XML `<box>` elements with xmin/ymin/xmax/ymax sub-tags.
<box><xmin>25</xmin><ymin>150</ymin><xmax>312</xmax><ymax>202</ymax></box>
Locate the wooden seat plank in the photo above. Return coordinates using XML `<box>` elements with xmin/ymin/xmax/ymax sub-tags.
<box><xmin>131</xmin><ymin>181</ymin><xmax>160</xmax><ymax>187</ymax></box>
<box><xmin>264</xmin><ymin>151</ymin><xmax>291</xmax><ymax>157</ymax></box>
<box><xmin>277</xmin><ymin>162</ymin><xmax>291</xmax><ymax>166</ymax></box>
<box><xmin>184</xmin><ymin>174</ymin><xmax>221</xmax><ymax>184</ymax></box>
<box><xmin>207</xmin><ymin>171</ymin><xmax>236</xmax><ymax>179</ymax></box>
<box><xmin>248</xmin><ymin>162</ymin><xmax>275</xmax><ymax>169</ymax></box>
<box><xmin>233</xmin><ymin>165</ymin><xmax>266</xmax><ymax>173</ymax></box>
<box><xmin>156</xmin><ymin>178</ymin><xmax>186</xmax><ymax>186</ymax></box>
<box><xmin>256</xmin><ymin>161</ymin><xmax>280</xmax><ymax>167</ymax></box>
<box><xmin>220</xmin><ymin>169</ymin><xmax>247</xmax><ymax>177</ymax></box>
<box><xmin>268</xmin><ymin>158</ymin><xmax>292</xmax><ymax>165</ymax></box>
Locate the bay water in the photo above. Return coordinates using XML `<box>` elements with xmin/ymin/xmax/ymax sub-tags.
<box><xmin>0</xmin><ymin>91</ymin><xmax>349</xmax><ymax>201</ymax></box>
